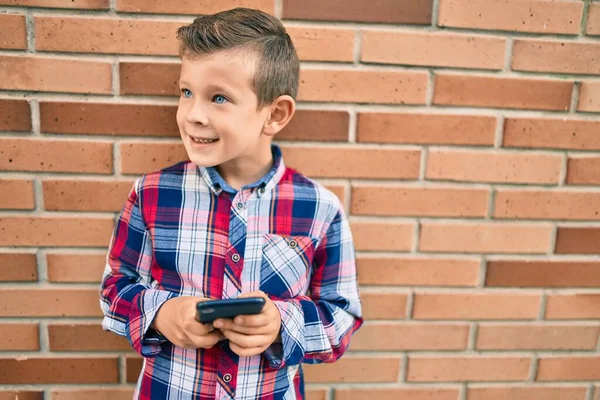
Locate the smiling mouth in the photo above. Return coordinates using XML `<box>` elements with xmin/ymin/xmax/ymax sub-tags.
<box><xmin>189</xmin><ymin>135</ymin><xmax>218</xmax><ymax>144</ymax></box>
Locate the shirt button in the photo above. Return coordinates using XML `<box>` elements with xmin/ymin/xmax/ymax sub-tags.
<box><xmin>231</xmin><ymin>253</ymin><xmax>240</xmax><ymax>262</ymax></box>
<box><xmin>236</xmin><ymin>202</ymin><xmax>244</xmax><ymax>210</ymax></box>
<box><xmin>258</xmin><ymin>187</ymin><xmax>266</xmax><ymax>195</ymax></box>
<box><xmin>223</xmin><ymin>373</ymin><xmax>232</xmax><ymax>383</ymax></box>
<box><xmin>288</xmin><ymin>239</ymin><xmax>297</xmax><ymax>248</ymax></box>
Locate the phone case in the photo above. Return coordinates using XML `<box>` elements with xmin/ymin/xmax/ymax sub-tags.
<box><xmin>195</xmin><ymin>297</ymin><xmax>266</xmax><ymax>323</ymax></box>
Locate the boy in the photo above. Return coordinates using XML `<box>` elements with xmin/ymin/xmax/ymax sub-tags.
<box><xmin>100</xmin><ymin>8</ymin><xmax>363</xmax><ymax>400</ymax></box>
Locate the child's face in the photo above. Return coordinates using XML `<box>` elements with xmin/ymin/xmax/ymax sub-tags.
<box><xmin>176</xmin><ymin>51</ymin><xmax>272</xmax><ymax>169</ymax></box>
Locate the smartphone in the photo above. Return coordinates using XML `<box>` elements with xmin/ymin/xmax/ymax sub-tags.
<box><xmin>196</xmin><ymin>297</ymin><xmax>266</xmax><ymax>323</ymax></box>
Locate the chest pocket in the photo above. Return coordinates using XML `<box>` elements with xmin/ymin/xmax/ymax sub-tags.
<box><xmin>259</xmin><ymin>234</ymin><xmax>316</xmax><ymax>299</ymax></box>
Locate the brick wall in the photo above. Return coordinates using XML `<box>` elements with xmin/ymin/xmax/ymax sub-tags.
<box><xmin>0</xmin><ymin>0</ymin><xmax>599</xmax><ymax>399</ymax></box>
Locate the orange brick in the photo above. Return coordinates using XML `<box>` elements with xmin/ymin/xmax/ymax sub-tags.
<box><xmin>0</xmin><ymin>357</ymin><xmax>117</xmax><ymax>384</ymax></box>
<box><xmin>537</xmin><ymin>356</ymin><xmax>600</xmax><ymax>381</ymax></box>
<box><xmin>407</xmin><ymin>356</ymin><xmax>531</xmax><ymax>382</ymax></box>
<box><xmin>546</xmin><ymin>294</ymin><xmax>600</xmax><ymax>319</ymax></box>
<box><xmin>288</xmin><ymin>26</ymin><xmax>354</xmax><ymax>62</ymax></box>
<box><xmin>335</xmin><ymin>388</ymin><xmax>459</xmax><ymax>400</ymax></box>
<box><xmin>46</xmin><ymin>252</ymin><xmax>106</xmax><ymax>283</ymax></box>
<box><xmin>0</xmin><ymin>253</ymin><xmax>37</xmax><ymax>282</ymax></box>
<box><xmin>504</xmin><ymin>117</ymin><xmax>600</xmax><ymax>150</ymax></box>
<box><xmin>282</xmin><ymin>0</ymin><xmax>432</xmax><ymax>24</ymax></box>
<box><xmin>40</xmin><ymin>101</ymin><xmax>178</xmax><ymax>137</ymax></box>
<box><xmin>362</xmin><ymin>30</ymin><xmax>505</xmax><ymax>70</ymax></box>
<box><xmin>304</xmin><ymin>357</ymin><xmax>401</xmax><ymax>383</ymax></box>
<box><xmin>357</xmin><ymin>112</ymin><xmax>496</xmax><ymax>146</ymax></box>
<box><xmin>42</xmin><ymin>179</ymin><xmax>134</xmax><ymax>212</ymax></box>
<box><xmin>305</xmin><ymin>389</ymin><xmax>327</xmax><ymax>400</ymax></box>
<box><xmin>116</xmin><ymin>0</ymin><xmax>274</xmax><ymax>14</ymax></box>
<box><xmin>0</xmin><ymin>289</ymin><xmax>102</xmax><ymax>317</ymax></box>
<box><xmin>351</xmin><ymin>221</ymin><xmax>414</xmax><ymax>252</ymax></box>
<box><xmin>567</xmin><ymin>156</ymin><xmax>600</xmax><ymax>185</ymax></box>
<box><xmin>0</xmin><ymin>216</ymin><xmax>113</xmax><ymax>247</ymax></box>
<box><xmin>468</xmin><ymin>387</ymin><xmax>587</xmax><ymax>400</ymax></box>
<box><xmin>299</xmin><ymin>69</ymin><xmax>428</xmax><ymax>104</ymax></box>
<box><xmin>578</xmin><ymin>81</ymin><xmax>600</xmax><ymax>112</ymax></box>
<box><xmin>495</xmin><ymin>189</ymin><xmax>600</xmax><ymax>220</ymax></box>
<box><xmin>0</xmin><ymin>14</ymin><xmax>26</xmax><ymax>50</ymax></box>
<box><xmin>125</xmin><ymin>356</ymin><xmax>142</xmax><ymax>383</ymax></box>
<box><xmin>48</xmin><ymin>324</ymin><xmax>130</xmax><ymax>351</ymax></box>
<box><xmin>419</xmin><ymin>222</ymin><xmax>552</xmax><ymax>254</ymax></box>
<box><xmin>0</xmin><ymin>392</ymin><xmax>42</xmax><ymax>400</ymax></box>
<box><xmin>0</xmin><ymin>323</ymin><xmax>39</xmax><ymax>351</ymax></box>
<box><xmin>477</xmin><ymin>324</ymin><xmax>599</xmax><ymax>350</ymax></box>
<box><xmin>0</xmin><ymin>55</ymin><xmax>111</xmax><ymax>94</ymax></box>
<box><xmin>438</xmin><ymin>0</ymin><xmax>582</xmax><ymax>34</ymax></box>
<box><xmin>0</xmin><ymin>138</ymin><xmax>113</xmax><ymax>174</ymax></box>
<box><xmin>351</xmin><ymin>185</ymin><xmax>489</xmax><ymax>217</ymax></box>
<box><xmin>280</xmin><ymin>110</ymin><xmax>349</xmax><ymax>142</ymax></box>
<box><xmin>284</xmin><ymin>146</ymin><xmax>421</xmax><ymax>179</ymax></box>
<box><xmin>512</xmin><ymin>39</ymin><xmax>600</xmax><ymax>75</ymax></box>
<box><xmin>119</xmin><ymin>62</ymin><xmax>179</xmax><ymax>96</ymax></box>
<box><xmin>487</xmin><ymin>259</ymin><xmax>600</xmax><ymax>288</ymax></box>
<box><xmin>350</xmin><ymin>323</ymin><xmax>469</xmax><ymax>351</ymax></box>
<box><xmin>361</xmin><ymin>292</ymin><xmax>407</xmax><ymax>320</ymax></box>
<box><xmin>426</xmin><ymin>149</ymin><xmax>561</xmax><ymax>184</ymax></box>
<box><xmin>555</xmin><ymin>227</ymin><xmax>600</xmax><ymax>254</ymax></box>
<box><xmin>413</xmin><ymin>292</ymin><xmax>540</xmax><ymax>320</ymax></box>
<box><xmin>120</xmin><ymin>141</ymin><xmax>186</xmax><ymax>175</ymax></box>
<box><xmin>36</xmin><ymin>17</ymin><xmax>180</xmax><ymax>55</ymax></box>
<box><xmin>51</xmin><ymin>389</ymin><xmax>134</xmax><ymax>400</ymax></box>
<box><xmin>434</xmin><ymin>73</ymin><xmax>572</xmax><ymax>111</ymax></box>
<box><xmin>0</xmin><ymin>179</ymin><xmax>34</xmax><ymax>209</ymax></box>
<box><xmin>0</xmin><ymin>99</ymin><xmax>31</xmax><ymax>132</ymax></box>
<box><xmin>586</xmin><ymin>3</ymin><xmax>600</xmax><ymax>35</ymax></box>
<box><xmin>0</xmin><ymin>0</ymin><xmax>108</xmax><ymax>8</ymax></box>
<box><xmin>358</xmin><ymin>256</ymin><xmax>479</xmax><ymax>287</ymax></box>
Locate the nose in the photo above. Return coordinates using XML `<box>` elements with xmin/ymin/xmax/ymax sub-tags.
<box><xmin>185</xmin><ymin>99</ymin><xmax>209</xmax><ymax>126</ymax></box>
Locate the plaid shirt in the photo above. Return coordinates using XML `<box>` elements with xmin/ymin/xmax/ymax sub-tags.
<box><xmin>100</xmin><ymin>145</ymin><xmax>363</xmax><ymax>400</ymax></box>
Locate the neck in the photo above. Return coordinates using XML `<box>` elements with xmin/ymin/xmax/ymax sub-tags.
<box><xmin>216</xmin><ymin>145</ymin><xmax>274</xmax><ymax>191</ymax></box>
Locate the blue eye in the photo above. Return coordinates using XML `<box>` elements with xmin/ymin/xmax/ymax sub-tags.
<box><xmin>213</xmin><ymin>95</ymin><xmax>228</xmax><ymax>104</ymax></box>
<box><xmin>181</xmin><ymin>89</ymin><xmax>192</xmax><ymax>98</ymax></box>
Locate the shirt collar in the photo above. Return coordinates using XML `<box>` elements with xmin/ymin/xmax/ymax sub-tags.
<box><xmin>198</xmin><ymin>144</ymin><xmax>285</xmax><ymax>196</ymax></box>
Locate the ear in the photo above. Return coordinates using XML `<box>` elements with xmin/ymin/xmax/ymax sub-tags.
<box><xmin>262</xmin><ymin>95</ymin><xmax>296</xmax><ymax>137</ymax></box>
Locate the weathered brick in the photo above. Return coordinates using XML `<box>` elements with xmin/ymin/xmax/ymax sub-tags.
<box><xmin>0</xmin><ymin>289</ymin><xmax>103</xmax><ymax>317</ymax></box>
<box><xmin>0</xmin><ymin>253</ymin><xmax>37</xmax><ymax>282</ymax></box>
<box><xmin>512</xmin><ymin>39</ymin><xmax>600</xmax><ymax>75</ymax></box>
<box><xmin>434</xmin><ymin>73</ymin><xmax>573</xmax><ymax>111</ymax></box>
<box><xmin>495</xmin><ymin>189</ymin><xmax>600</xmax><ymax>220</ymax></box>
<box><xmin>351</xmin><ymin>185</ymin><xmax>489</xmax><ymax>217</ymax></box>
<box><xmin>304</xmin><ymin>357</ymin><xmax>401</xmax><ymax>383</ymax></box>
<box><xmin>0</xmin><ymin>323</ymin><xmax>39</xmax><ymax>350</ymax></box>
<box><xmin>426</xmin><ymin>149</ymin><xmax>561</xmax><ymax>184</ymax></box>
<box><xmin>438</xmin><ymin>0</ymin><xmax>583</xmax><ymax>34</ymax></box>
<box><xmin>116</xmin><ymin>0</ymin><xmax>274</xmax><ymax>14</ymax></box>
<box><xmin>299</xmin><ymin>69</ymin><xmax>428</xmax><ymax>104</ymax></box>
<box><xmin>43</xmin><ymin>179</ymin><xmax>134</xmax><ymax>212</ymax></box>
<box><xmin>0</xmin><ymin>392</ymin><xmax>43</xmax><ymax>400</ymax></box>
<box><xmin>546</xmin><ymin>294</ymin><xmax>600</xmax><ymax>319</ymax></box>
<box><xmin>46</xmin><ymin>252</ymin><xmax>106</xmax><ymax>283</ymax></box>
<box><xmin>357</xmin><ymin>112</ymin><xmax>496</xmax><ymax>146</ymax></box>
<box><xmin>586</xmin><ymin>3</ymin><xmax>600</xmax><ymax>35</ymax></box>
<box><xmin>0</xmin><ymin>138</ymin><xmax>113</xmax><ymax>174</ymax></box>
<box><xmin>0</xmin><ymin>0</ymin><xmax>108</xmax><ymax>8</ymax></box>
<box><xmin>0</xmin><ymin>55</ymin><xmax>112</xmax><ymax>94</ymax></box>
<box><xmin>119</xmin><ymin>62</ymin><xmax>179</xmax><ymax>96</ymax></box>
<box><xmin>578</xmin><ymin>82</ymin><xmax>600</xmax><ymax>112</ymax></box>
<box><xmin>487</xmin><ymin>259</ymin><xmax>600</xmax><ymax>288</ymax></box>
<box><xmin>468</xmin><ymin>387</ymin><xmax>587</xmax><ymax>400</ymax></box>
<box><xmin>537</xmin><ymin>357</ymin><xmax>600</xmax><ymax>381</ymax></box>
<box><xmin>413</xmin><ymin>292</ymin><xmax>541</xmax><ymax>320</ymax></box>
<box><xmin>335</xmin><ymin>388</ymin><xmax>459</xmax><ymax>400</ymax></box>
<box><xmin>362</xmin><ymin>30</ymin><xmax>505</xmax><ymax>70</ymax></box>
<box><xmin>0</xmin><ymin>357</ymin><xmax>118</xmax><ymax>384</ymax></box>
<box><xmin>48</xmin><ymin>324</ymin><xmax>130</xmax><ymax>351</ymax></box>
<box><xmin>504</xmin><ymin>118</ymin><xmax>600</xmax><ymax>150</ymax></box>
<box><xmin>361</xmin><ymin>292</ymin><xmax>408</xmax><ymax>320</ymax></box>
<box><xmin>0</xmin><ymin>99</ymin><xmax>31</xmax><ymax>132</ymax></box>
<box><xmin>567</xmin><ymin>156</ymin><xmax>600</xmax><ymax>185</ymax></box>
<box><xmin>278</xmin><ymin>110</ymin><xmax>349</xmax><ymax>142</ymax></box>
<box><xmin>476</xmin><ymin>324</ymin><xmax>599</xmax><ymax>350</ymax></box>
<box><xmin>0</xmin><ymin>14</ymin><xmax>26</xmax><ymax>50</ymax></box>
<box><xmin>287</xmin><ymin>26</ymin><xmax>354</xmax><ymax>62</ymax></box>
<box><xmin>357</xmin><ymin>256</ymin><xmax>479</xmax><ymax>287</ymax></box>
<box><xmin>408</xmin><ymin>356</ymin><xmax>531</xmax><ymax>382</ymax></box>
<box><xmin>420</xmin><ymin>222</ymin><xmax>552</xmax><ymax>254</ymax></box>
<box><xmin>51</xmin><ymin>389</ymin><xmax>134</xmax><ymax>400</ymax></box>
<box><xmin>0</xmin><ymin>178</ymin><xmax>34</xmax><ymax>209</ymax></box>
<box><xmin>282</xmin><ymin>0</ymin><xmax>432</xmax><ymax>24</ymax></box>
<box><xmin>555</xmin><ymin>227</ymin><xmax>600</xmax><ymax>254</ymax></box>
<box><xmin>351</xmin><ymin>221</ymin><xmax>414</xmax><ymax>252</ymax></box>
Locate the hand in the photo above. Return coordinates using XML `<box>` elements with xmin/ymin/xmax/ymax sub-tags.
<box><xmin>153</xmin><ymin>296</ymin><xmax>224</xmax><ymax>350</ymax></box>
<box><xmin>213</xmin><ymin>291</ymin><xmax>282</xmax><ymax>357</ymax></box>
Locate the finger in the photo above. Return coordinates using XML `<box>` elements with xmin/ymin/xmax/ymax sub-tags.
<box><xmin>233</xmin><ymin>313</ymin><xmax>270</xmax><ymax>328</ymax></box>
<box><xmin>238</xmin><ymin>291</ymin><xmax>267</xmax><ymax>300</ymax></box>
<box><xmin>228</xmin><ymin>341</ymin><xmax>266</xmax><ymax>358</ymax></box>
<box><xmin>185</xmin><ymin>320</ymin><xmax>215</xmax><ymax>336</ymax></box>
<box><xmin>221</xmin><ymin>329</ymin><xmax>271</xmax><ymax>349</ymax></box>
<box><xmin>191</xmin><ymin>330</ymin><xmax>223</xmax><ymax>349</ymax></box>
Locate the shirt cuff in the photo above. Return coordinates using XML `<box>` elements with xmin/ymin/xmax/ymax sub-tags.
<box><xmin>263</xmin><ymin>299</ymin><xmax>306</xmax><ymax>369</ymax></box>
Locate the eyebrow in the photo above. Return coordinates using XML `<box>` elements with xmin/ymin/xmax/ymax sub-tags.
<box><xmin>178</xmin><ymin>81</ymin><xmax>237</xmax><ymax>94</ymax></box>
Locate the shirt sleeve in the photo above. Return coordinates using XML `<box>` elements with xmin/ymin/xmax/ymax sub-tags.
<box><xmin>99</xmin><ymin>178</ymin><xmax>178</xmax><ymax>357</ymax></box>
<box><xmin>264</xmin><ymin>205</ymin><xmax>363</xmax><ymax>368</ymax></box>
